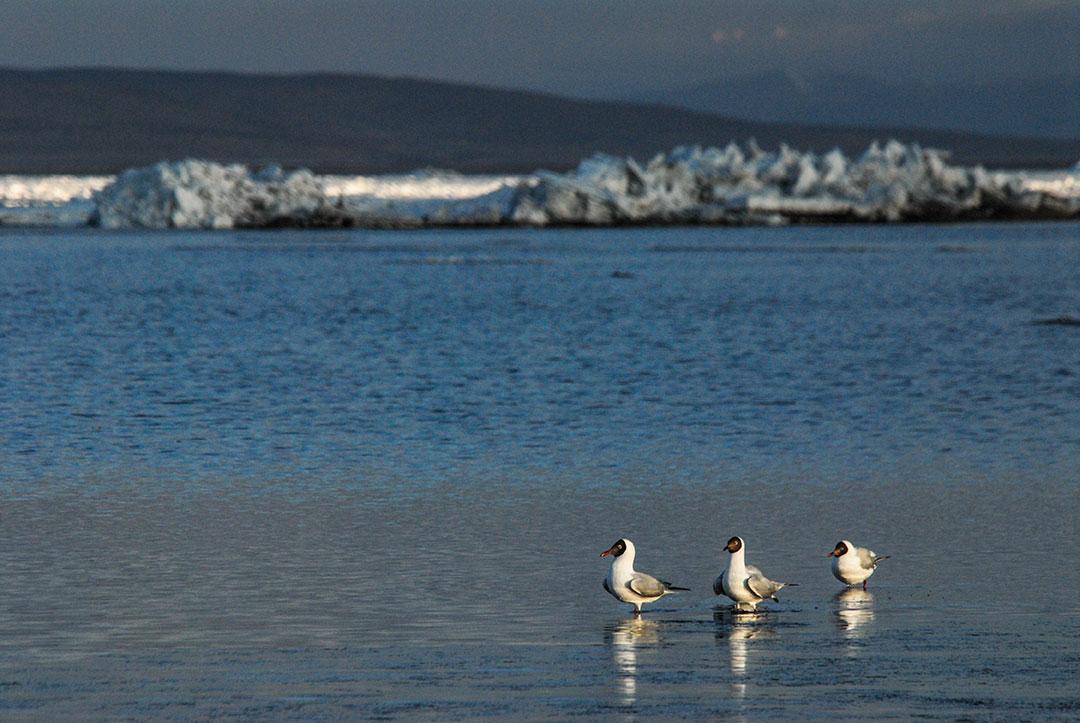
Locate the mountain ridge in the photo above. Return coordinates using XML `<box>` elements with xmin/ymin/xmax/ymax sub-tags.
<box><xmin>645</xmin><ymin>70</ymin><xmax>1080</xmax><ymax>142</ymax></box>
<box><xmin>1</xmin><ymin>67</ymin><xmax>1077</xmax><ymax>174</ymax></box>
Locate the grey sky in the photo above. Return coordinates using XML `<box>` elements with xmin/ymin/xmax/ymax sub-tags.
<box><xmin>1</xmin><ymin>1</ymin><xmax>1076</xmax><ymax>97</ymax></box>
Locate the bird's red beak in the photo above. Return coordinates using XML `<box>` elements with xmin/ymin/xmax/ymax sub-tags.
<box><xmin>600</xmin><ymin>545</ymin><xmax>617</xmax><ymax>557</ymax></box>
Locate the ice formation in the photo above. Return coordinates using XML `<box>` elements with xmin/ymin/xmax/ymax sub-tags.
<box><xmin>510</xmin><ymin>141</ymin><xmax>1080</xmax><ymax>225</ymax></box>
<box><xmin>3</xmin><ymin>141</ymin><xmax>1078</xmax><ymax>229</ymax></box>
<box><xmin>92</xmin><ymin>161</ymin><xmax>331</xmax><ymax>229</ymax></box>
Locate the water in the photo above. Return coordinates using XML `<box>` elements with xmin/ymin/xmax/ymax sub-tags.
<box><xmin>0</xmin><ymin>223</ymin><xmax>1078</xmax><ymax>718</ymax></box>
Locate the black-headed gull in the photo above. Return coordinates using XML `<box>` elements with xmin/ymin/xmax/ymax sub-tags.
<box><xmin>828</xmin><ymin>539</ymin><xmax>888</xmax><ymax>589</ymax></box>
<box><xmin>601</xmin><ymin>538</ymin><xmax>688</xmax><ymax>615</ymax></box>
<box><xmin>714</xmin><ymin>536</ymin><xmax>794</xmax><ymax>611</ymax></box>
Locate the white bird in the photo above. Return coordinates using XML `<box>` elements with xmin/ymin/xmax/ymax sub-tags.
<box><xmin>828</xmin><ymin>539</ymin><xmax>888</xmax><ymax>589</ymax></box>
<box><xmin>601</xmin><ymin>538</ymin><xmax>688</xmax><ymax>615</ymax></box>
<box><xmin>714</xmin><ymin>536</ymin><xmax>794</xmax><ymax>612</ymax></box>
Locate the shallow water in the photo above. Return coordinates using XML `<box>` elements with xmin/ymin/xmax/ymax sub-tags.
<box><xmin>0</xmin><ymin>223</ymin><xmax>1078</xmax><ymax>718</ymax></box>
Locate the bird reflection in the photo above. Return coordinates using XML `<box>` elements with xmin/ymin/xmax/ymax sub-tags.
<box><xmin>834</xmin><ymin>588</ymin><xmax>875</xmax><ymax>653</ymax></box>
<box><xmin>605</xmin><ymin>617</ymin><xmax>660</xmax><ymax>707</ymax></box>
<box><xmin>713</xmin><ymin>607</ymin><xmax>776</xmax><ymax>696</ymax></box>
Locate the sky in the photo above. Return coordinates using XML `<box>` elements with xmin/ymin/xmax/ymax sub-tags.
<box><xmin>0</xmin><ymin>0</ymin><xmax>1077</xmax><ymax>98</ymax></box>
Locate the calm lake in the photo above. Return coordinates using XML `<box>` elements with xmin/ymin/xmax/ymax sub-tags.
<box><xmin>1</xmin><ymin>223</ymin><xmax>1078</xmax><ymax>718</ymax></box>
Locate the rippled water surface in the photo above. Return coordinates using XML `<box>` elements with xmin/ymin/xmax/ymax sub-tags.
<box><xmin>1</xmin><ymin>224</ymin><xmax>1078</xmax><ymax>718</ymax></box>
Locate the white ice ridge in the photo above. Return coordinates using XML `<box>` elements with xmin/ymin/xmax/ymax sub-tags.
<box><xmin>93</xmin><ymin>161</ymin><xmax>328</xmax><ymax>229</ymax></box>
<box><xmin>3</xmin><ymin>140</ymin><xmax>1078</xmax><ymax>229</ymax></box>
<box><xmin>509</xmin><ymin>141</ymin><xmax>1080</xmax><ymax>225</ymax></box>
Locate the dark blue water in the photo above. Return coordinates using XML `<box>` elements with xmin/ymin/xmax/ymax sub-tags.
<box><xmin>0</xmin><ymin>223</ymin><xmax>1078</xmax><ymax>718</ymax></box>
<box><xmin>3</xmin><ymin>224</ymin><xmax>1078</xmax><ymax>489</ymax></box>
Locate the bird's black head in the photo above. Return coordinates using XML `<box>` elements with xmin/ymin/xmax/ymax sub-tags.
<box><xmin>723</xmin><ymin>536</ymin><xmax>743</xmax><ymax>553</ymax></box>
<box><xmin>829</xmin><ymin>540</ymin><xmax>849</xmax><ymax>558</ymax></box>
<box><xmin>601</xmin><ymin>538</ymin><xmax>628</xmax><ymax>558</ymax></box>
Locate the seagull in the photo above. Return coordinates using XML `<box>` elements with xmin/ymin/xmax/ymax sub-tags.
<box><xmin>714</xmin><ymin>536</ymin><xmax>794</xmax><ymax>612</ymax></box>
<box><xmin>828</xmin><ymin>539</ymin><xmax>889</xmax><ymax>589</ymax></box>
<box><xmin>601</xmin><ymin>538</ymin><xmax>689</xmax><ymax>615</ymax></box>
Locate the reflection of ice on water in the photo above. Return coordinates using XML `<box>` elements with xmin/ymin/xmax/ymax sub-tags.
<box><xmin>834</xmin><ymin>588</ymin><xmax>875</xmax><ymax>654</ymax></box>
<box><xmin>606</xmin><ymin>618</ymin><xmax>659</xmax><ymax>706</ymax></box>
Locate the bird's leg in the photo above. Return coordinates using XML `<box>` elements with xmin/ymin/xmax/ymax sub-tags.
<box><xmin>863</xmin><ymin>580</ymin><xmax>868</xmax><ymax>591</ymax></box>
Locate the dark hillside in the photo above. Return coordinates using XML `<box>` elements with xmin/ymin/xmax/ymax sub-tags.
<box><xmin>1</xmin><ymin>68</ymin><xmax>1077</xmax><ymax>173</ymax></box>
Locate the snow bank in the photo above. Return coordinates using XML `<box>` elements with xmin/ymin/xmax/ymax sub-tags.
<box><xmin>0</xmin><ymin>174</ymin><xmax>111</xmax><ymax>207</ymax></box>
<box><xmin>324</xmin><ymin>170</ymin><xmax>520</xmax><ymax>200</ymax></box>
<box><xmin>66</xmin><ymin>143</ymin><xmax>1080</xmax><ymax>229</ymax></box>
<box><xmin>331</xmin><ymin>171</ymin><xmax>521</xmax><ymax>228</ymax></box>
<box><xmin>0</xmin><ymin>174</ymin><xmax>107</xmax><ymax>226</ymax></box>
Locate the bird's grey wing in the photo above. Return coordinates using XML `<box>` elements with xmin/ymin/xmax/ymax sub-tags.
<box><xmin>713</xmin><ymin>575</ymin><xmax>726</xmax><ymax>596</ymax></box>
<box><xmin>603</xmin><ymin>577</ymin><xmax>615</xmax><ymax>596</ymax></box>
<box><xmin>857</xmin><ymin>548</ymin><xmax>886</xmax><ymax>569</ymax></box>
<box><xmin>627</xmin><ymin>572</ymin><xmax>667</xmax><ymax>598</ymax></box>
<box><xmin>744</xmin><ymin>565</ymin><xmax>785</xmax><ymax>600</ymax></box>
